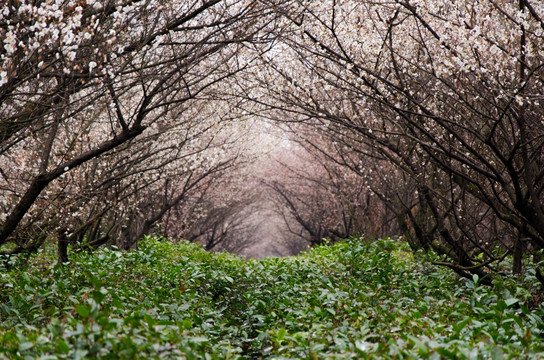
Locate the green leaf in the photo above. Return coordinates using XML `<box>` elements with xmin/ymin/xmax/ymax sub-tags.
<box><xmin>75</xmin><ymin>304</ymin><xmax>90</xmax><ymax>318</ymax></box>
<box><xmin>314</xmin><ymin>306</ymin><xmax>323</xmax><ymax>316</ymax></box>
<box><xmin>182</xmin><ymin>319</ymin><xmax>193</xmax><ymax>329</ymax></box>
<box><xmin>277</xmin><ymin>328</ymin><xmax>286</xmax><ymax>341</ymax></box>
<box><xmin>144</xmin><ymin>313</ymin><xmax>156</xmax><ymax>326</ymax></box>
<box><xmin>19</xmin><ymin>342</ymin><xmax>34</xmax><ymax>351</ymax></box>
<box><xmin>56</xmin><ymin>340</ymin><xmax>71</xmax><ymax>354</ymax></box>
<box><xmin>188</xmin><ymin>336</ymin><xmax>209</xmax><ymax>345</ymax></box>
<box><xmin>490</xmin><ymin>346</ymin><xmax>504</xmax><ymax>360</ymax></box>
<box><xmin>436</xmin><ymin>347</ymin><xmax>456</xmax><ymax>359</ymax></box>
<box><xmin>73</xmin><ymin>349</ymin><xmax>88</xmax><ymax>360</ymax></box>
<box><xmin>496</xmin><ymin>300</ymin><xmax>507</xmax><ymax>312</ymax></box>
<box><xmin>453</xmin><ymin>317</ymin><xmax>471</xmax><ymax>335</ymax></box>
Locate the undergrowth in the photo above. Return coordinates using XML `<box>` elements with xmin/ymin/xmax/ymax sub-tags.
<box><xmin>1</xmin><ymin>237</ymin><xmax>543</xmax><ymax>359</ymax></box>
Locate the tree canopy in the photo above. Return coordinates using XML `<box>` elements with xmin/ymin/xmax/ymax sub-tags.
<box><xmin>1</xmin><ymin>0</ymin><xmax>543</xmax><ymax>284</ymax></box>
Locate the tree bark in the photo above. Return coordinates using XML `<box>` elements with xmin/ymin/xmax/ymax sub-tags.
<box><xmin>58</xmin><ymin>231</ymin><xmax>69</xmax><ymax>264</ymax></box>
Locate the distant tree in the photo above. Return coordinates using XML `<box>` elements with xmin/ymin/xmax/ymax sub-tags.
<box><xmin>260</xmin><ymin>128</ymin><xmax>397</xmax><ymax>248</ymax></box>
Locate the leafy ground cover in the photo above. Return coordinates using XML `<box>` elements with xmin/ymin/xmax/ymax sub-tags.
<box><xmin>1</xmin><ymin>237</ymin><xmax>543</xmax><ymax>359</ymax></box>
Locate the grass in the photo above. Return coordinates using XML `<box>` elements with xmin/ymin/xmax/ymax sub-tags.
<box><xmin>1</xmin><ymin>236</ymin><xmax>543</xmax><ymax>359</ymax></box>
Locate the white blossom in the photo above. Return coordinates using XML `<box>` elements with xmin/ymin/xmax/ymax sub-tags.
<box><xmin>0</xmin><ymin>70</ymin><xmax>7</xmax><ymax>86</ymax></box>
<box><xmin>89</xmin><ymin>61</ymin><xmax>97</xmax><ymax>72</ymax></box>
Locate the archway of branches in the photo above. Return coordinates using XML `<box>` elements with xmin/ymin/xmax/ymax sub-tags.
<box><xmin>1</xmin><ymin>0</ymin><xmax>543</xmax><ymax>284</ymax></box>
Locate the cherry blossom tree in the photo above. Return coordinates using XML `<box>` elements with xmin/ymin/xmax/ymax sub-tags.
<box><xmin>175</xmin><ymin>120</ymin><xmax>292</xmax><ymax>253</ymax></box>
<box><xmin>2</xmin><ymin>0</ymin><xmax>543</xmax><ymax>285</ymax></box>
<box><xmin>246</xmin><ymin>0</ymin><xmax>544</xmax><ymax>282</ymax></box>
<box><xmin>0</xmin><ymin>0</ymin><xmax>277</xmax><ymax>257</ymax></box>
<box><xmin>264</xmin><ymin>137</ymin><xmax>380</xmax><ymax>246</ymax></box>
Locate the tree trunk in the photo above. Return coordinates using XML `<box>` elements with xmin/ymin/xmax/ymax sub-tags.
<box><xmin>58</xmin><ymin>232</ymin><xmax>69</xmax><ymax>264</ymax></box>
<box><xmin>513</xmin><ymin>233</ymin><xmax>523</xmax><ymax>274</ymax></box>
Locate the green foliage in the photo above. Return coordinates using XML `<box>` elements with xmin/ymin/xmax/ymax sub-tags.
<box><xmin>1</xmin><ymin>237</ymin><xmax>543</xmax><ymax>359</ymax></box>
